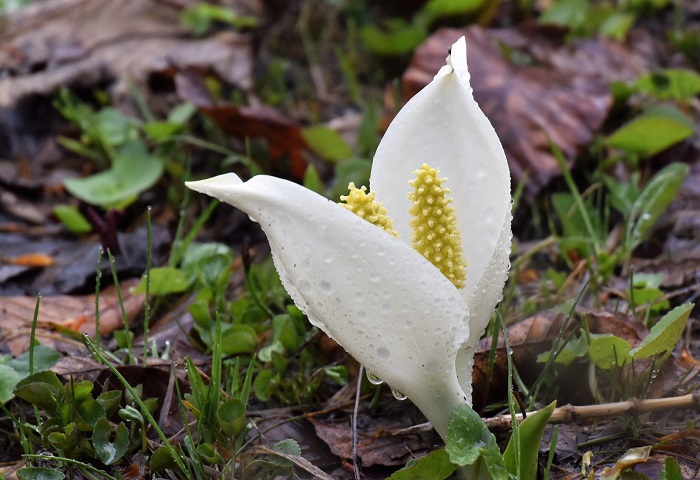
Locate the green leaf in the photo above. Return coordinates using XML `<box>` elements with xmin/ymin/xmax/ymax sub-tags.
<box><xmin>97</xmin><ymin>108</ymin><xmax>133</xmax><ymax>146</ymax></box>
<box><xmin>423</xmin><ymin>0</ymin><xmax>485</xmax><ymax>17</ymax></box>
<box><xmin>274</xmin><ymin>439</ymin><xmax>301</xmax><ymax>456</ymax></box>
<box><xmin>253</xmin><ymin>369</ymin><xmax>277</xmax><ymax>402</ymax></box>
<box><xmin>503</xmin><ymin>402</ymin><xmax>555</xmax><ymax>478</ymax></box>
<box><xmin>77</xmin><ymin>397</ymin><xmax>106</xmax><ymax>428</ymax></box>
<box><xmin>446</xmin><ymin>404</ymin><xmax>508</xmax><ymax>479</ymax></box>
<box><xmin>221</xmin><ymin>324</ymin><xmax>258</xmax><ymax>355</ymax></box>
<box><xmin>132</xmin><ymin>267</ymin><xmax>190</xmax><ymax>295</ymax></box>
<box><xmin>360</xmin><ymin>19</ymin><xmax>427</xmax><ymax>56</ymax></box>
<box><xmin>53</xmin><ymin>205</ymin><xmax>92</xmax><ymax>235</ymax></box>
<box><xmin>302</xmin><ymin>126</ymin><xmax>352</xmax><ymax>162</ymax></box>
<box><xmin>150</xmin><ymin>445</ymin><xmax>181</xmax><ymax>472</ymax></box>
<box><xmin>388</xmin><ymin>448</ymin><xmax>458</xmax><ymax>480</ymax></box>
<box><xmin>9</xmin><ymin>346</ymin><xmax>61</xmax><ymax>377</ymax></box>
<box><xmin>64</xmin><ymin>140</ymin><xmax>163</xmax><ymax>208</ymax></box>
<box><xmin>0</xmin><ymin>364</ymin><xmax>20</xmax><ymax>403</ymax></box>
<box><xmin>93</xmin><ymin>418</ymin><xmax>130</xmax><ymax>464</ymax></box>
<box><xmin>167</xmin><ymin>102</ymin><xmax>197</xmax><ymax>125</ymax></box>
<box><xmin>659</xmin><ymin>457</ymin><xmax>682</xmax><ymax>480</ymax></box>
<box><xmin>17</xmin><ymin>467</ymin><xmax>65</xmax><ymax>480</ymax></box>
<box><xmin>539</xmin><ymin>0</ymin><xmax>590</xmax><ymax>30</ymax></box>
<box><xmin>606</xmin><ymin>105</ymin><xmax>695</xmax><ymax>157</ymax></box>
<box><xmin>630</xmin><ymin>303</ymin><xmax>694</xmax><ymax>359</ymax></box>
<box><xmin>14</xmin><ymin>371</ymin><xmax>63</xmax><ymax>410</ymax></box>
<box><xmin>588</xmin><ymin>335</ymin><xmax>632</xmax><ymax>369</ymax></box>
<box><xmin>97</xmin><ymin>390</ymin><xmax>122</xmax><ymax>417</ymax></box>
<box><xmin>218</xmin><ymin>398</ymin><xmax>247</xmax><ymax>437</ymax></box>
<box><xmin>635</xmin><ymin>69</ymin><xmax>700</xmax><ymax>101</ymax></box>
<box><xmin>197</xmin><ymin>443</ymin><xmax>224</xmax><ymax>464</ymax></box>
<box><xmin>303</xmin><ymin>164</ymin><xmax>324</xmax><ymax>195</ymax></box>
<box><xmin>626</xmin><ymin>162</ymin><xmax>689</xmax><ymax>252</ymax></box>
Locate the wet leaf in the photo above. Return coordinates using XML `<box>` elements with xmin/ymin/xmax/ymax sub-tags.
<box><xmin>446</xmin><ymin>404</ymin><xmax>505</xmax><ymax>477</ymax></box>
<box><xmin>221</xmin><ymin>324</ymin><xmax>258</xmax><ymax>355</ymax></box>
<box><xmin>387</xmin><ymin>448</ymin><xmax>458</xmax><ymax>480</ymax></box>
<box><xmin>53</xmin><ymin>205</ymin><xmax>92</xmax><ymax>235</ymax></box>
<box><xmin>503</xmin><ymin>401</ymin><xmax>556</xmax><ymax>478</ymax></box>
<box><xmin>64</xmin><ymin>141</ymin><xmax>164</xmax><ymax>208</ymax></box>
<box><xmin>132</xmin><ymin>267</ymin><xmax>189</xmax><ymax>295</ymax></box>
<box><xmin>635</xmin><ymin>69</ymin><xmax>700</xmax><ymax>100</ymax></box>
<box><xmin>93</xmin><ymin>417</ymin><xmax>130</xmax><ymax>464</ymax></box>
<box><xmin>17</xmin><ymin>467</ymin><xmax>65</xmax><ymax>480</ymax></box>
<box><xmin>606</xmin><ymin>106</ymin><xmax>695</xmax><ymax>157</ymax></box>
<box><xmin>600</xmin><ymin>446</ymin><xmax>651</xmax><ymax>480</ymax></box>
<box><xmin>630</xmin><ymin>303</ymin><xmax>694</xmax><ymax>359</ymax></box>
<box><xmin>0</xmin><ymin>364</ymin><xmax>21</xmax><ymax>403</ymax></box>
<box><xmin>659</xmin><ymin>457</ymin><xmax>682</xmax><ymax>480</ymax></box>
<box><xmin>301</xmin><ymin>126</ymin><xmax>352</xmax><ymax>162</ymax></box>
<box><xmin>589</xmin><ymin>335</ymin><xmax>632</xmax><ymax>369</ymax></box>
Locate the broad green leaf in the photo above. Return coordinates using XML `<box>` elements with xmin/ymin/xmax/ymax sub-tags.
<box><xmin>0</xmin><ymin>364</ymin><xmax>20</xmax><ymax>403</ymax></box>
<box><xmin>627</xmin><ymin>162</ymin><xmax>689</xmax><ymax>252</ymax></box>
<box><xmin>64</xmin><ymin>140</ymin><xmax>163</xmax><ymax>208</ymax></box>
<box><xmin>167</xmin><ymin>102</ymin><xmax>197</xmax><ymax>125</ymax></box>
<box><xmin>14</xmin><ymin>370</ymin><xmax>63</xmax><ymax>410</ymax></box>
<box><xmin>423</xmin><ymin>0</ymin><xmax>484</xmax><ymax>17</ymax></box>
<box><xmin>274</xmin><ymin>439</ymin><xmax>301</xmax><ymax>456</ymax></box>
<box><xmin>77</xmin><ymin>397</ymin><xmax>106</xmax><ymax>428</ymax></box>
<box><xmin>9</xmin><ymin>346</ymin><xmax>61</xmax><ymax>377</ymax></box>
<box><xmin>635</xmin><ymin>69</ymin><xmax>700</xmax><ymax>100</ymax></box>
<box><xmin>503</xmin><ymin>401</ymin><xmax>556</xmax><ymax>478</ymax></box>
<box><xmin>97</xmin><ymin>108</ymin><xmax>132</xmax><ymax>146</ymax></box>
<box><xmin>53</xmin><ymin>205</ymin><xmax>92</xmax><ymax>235</ymax></box>
<box><xmin>630</xmin><ymin>303</ymin><xmax>694</xmax><ymax>359</ymax></box>
<box><xmin>537</xmin><ymin>335</ymin><xmax>588</xmax><ymax>366</ymax></box>
<box><xmin>606</xmin><ymin>105</ymin><xmax>695</xmax><ymax>157</ymax></box>
<box><xmin>253</xmin><ymin>369</ymin><xmax>277</xmax><ymax>402</ymax></box>
<box><xmin>132</xmin><ymin>267</ymin><xmax>190</xmax><ymax>295</ymax></box>
<box><xmin>303</xmin><ymin>164</ymin><xmax>324</xmax><ymax>195</ymax></box>
<box><xmin>387</xmin><ymin>448</ymin><xmax>458</xmax><ymax>480</ymax></box>
<box><xmin>539</xmin><ymin>0</ymin><xmax>590</xmax><ymax>29</ymax></box>
<box><xmin>659</xmin><ymin>457</ymin><xmax>682</xmax><ymax>480</ymax></box>
<box><xmin>150</xmin><ymin>445</ymin><xmax>180</xmax><ymax>472</ymax></box>
<box><xmin>446</xmin><ymin>404</ymin><xmax>508</xmax><ymax>479</ymax></box>
<box><xmin>197</xmin><ymin>443</ymin><xmax>224</xmax><ymax>464</ymax></box>
<box><xmin>588</xmin><ymin>335</ymin><xmax>632</xmax><ymax>369</ymax></box>
<box><xmin>360</xmin><ymin>20</ymin><xmax>427</xmax><ymax>56</ymax></box>
<box><xmin>218</xmin><ymin>398</ymin><xmax>247</xmax><ymax>437</ymax></box>
<box><xmin>302</xmin><ymin>126</ymin><xmax>352</xmax><ymax>162</ymax></box>
<box><xmin>17</xmin><ymin>467</ymin><xmax>65</xmax><ymax>480</ymax></box>
<box><xmin>97</xmin><ymin>390</ymin><xmax>122</xmax><ymax>417</ymax></box>
<box><xmin>221</xmin><ymin>324</ymin><xmax>258</xmax><ymax>355</ymax></box>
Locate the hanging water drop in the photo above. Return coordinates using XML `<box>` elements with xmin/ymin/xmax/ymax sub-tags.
<box><xmin>392</xmin><ymin>388</ymin><xmax>407</xmax><ymax>401</ymax></box>
<box><xmin>366</xmin><ymin>371</ymin><xmax>384</xmax><ymax>385</ymax></box>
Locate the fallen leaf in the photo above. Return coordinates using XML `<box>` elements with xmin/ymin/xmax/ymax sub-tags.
<box><xmin>7</xmin><ymin>253</ymin><xmax>55</xmax><ymax>267</ymax></box>
<box><xmin>403</xmin><ymin>26</ymin><xmax>615</xmax><ymax>202</ymax></box>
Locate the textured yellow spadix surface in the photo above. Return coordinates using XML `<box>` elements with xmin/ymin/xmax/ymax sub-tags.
<box><xmin>340</xmin><ymin>182</ymin><xmax>398</xmax><ymax>237</ymax></box>
<box><xmin>408</xmin><ymin>163</ymin><xmax>466</xmax><ymax>289</ymax></box>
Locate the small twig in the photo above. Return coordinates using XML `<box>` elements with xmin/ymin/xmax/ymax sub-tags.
<box><xmin>484</xmin><ymin>393</ymin><xmax>700</xmax><ymax>431</ymax></box>
<box><xmin>352</xmin><ymin>365</ymin><xmax>364</xmax><ymax>480</ymax></box>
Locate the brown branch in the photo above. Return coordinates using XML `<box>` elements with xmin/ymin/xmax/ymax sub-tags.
<box><xmin>484</xmin><ymin>393</ymin><xmax>700</xmax><ymax>432</ymax></box>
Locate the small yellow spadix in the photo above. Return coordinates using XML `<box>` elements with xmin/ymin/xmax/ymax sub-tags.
<box><xmin>408</xmin><ymin>163</ymin><xmax>466</xmax><ymax>289</ymax></box>
<box><xmin>340</xmin><ymin>183</ymin><xmax>398</xmax><ymax>237</ymax></box>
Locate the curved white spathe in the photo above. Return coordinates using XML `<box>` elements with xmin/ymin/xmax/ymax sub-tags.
<box><xmin>186</xmin><ymin>173</ymin><xmax>471</xmax><ymax>438</ymax></box>
<box><xmin>370</xmin><ymin>37</ymin><xmax>512</xmax><ymax>401</ymax></box>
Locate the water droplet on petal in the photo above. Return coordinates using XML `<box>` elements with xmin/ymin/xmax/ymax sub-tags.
<box><xmin>392</xmin><ymin>389</ymin><xmax>407</xmax><ymax>401</ymax></box>
<box><xmin>376</xmin><ymin>346</ymin><xmax>390</xmax><ymax>359</ymax></box>
<box><xmin>366</xmin><ymin>371</ymin><xmax>384</xmax><ymax>385</ymax></box>
<box><xmin>298</xmin><ymin>280</ymin><xmax>312</xmax><ymax>294</ymax></box>
<box><xmin>323</xmin><ymin>252</ymin><xmax>334</xmax><ymax>263</ymax></box>
<box><xmin>369</xmin><ymin>272</ymin><xmax>380</xmax><ymax>282</ymax></box>
<box><xmin>319</xmin><ymin>280</ymin><xmax>332</xmax><ymax>295</ymax></box>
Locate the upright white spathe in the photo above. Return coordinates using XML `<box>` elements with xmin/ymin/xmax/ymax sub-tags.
<box><xmin>371</xmin><ymin>37</ymin><xmax>511</xmax><ymax>403</ymax></box>
<box><xmin>186</xmin><ymin>36</ymin><xmax>511</xmax><ymax>441</ymax></box>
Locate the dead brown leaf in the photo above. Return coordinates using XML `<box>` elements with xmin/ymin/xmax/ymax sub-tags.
<box><xmin>0</xmin><ymin>0</ymin><xmax>254</xmax><ymax>110</ymax></box>
<box><xmin>403</xmin><ymin>26</ymin><xmax>615</xmax><ymax>202</ymax></box>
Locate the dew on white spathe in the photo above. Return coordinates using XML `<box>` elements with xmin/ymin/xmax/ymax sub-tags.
<box><xmin>392</xmin><ymin>389</ymin><xmax>408</xmax><ymax>401</ymax></box>
<box><xmin>298</xmin><ymin>280</ymin><xmax>312</xmax><ymax>295</ymax></box>
<box><xmin>319</xmin><ymin>280</ymin><xmax>333</xmax><ymax>295</ymax></box>
<box><xmin>376</xmin><ymin>346</ymin><xmax>390</xmax><ymax>359</ymax></box>
<box><xmin>369</xmin><ymin>272</ymin><xmax>381</xmax><ymax>283</ymax></box>
<box><xmin>366</xmin><ymin>371</ymin><xmax>384</xmax><ymax>385</ymax></box>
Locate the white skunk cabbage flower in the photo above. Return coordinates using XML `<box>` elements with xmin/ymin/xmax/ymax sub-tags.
<box><xmin>186</xmin><ymin>36</ymin><xmax>511</xmax><ymax>440</ymax></box>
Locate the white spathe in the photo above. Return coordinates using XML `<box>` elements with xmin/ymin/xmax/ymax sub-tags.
<box><xmin>185</xmin><ymin>36</ymin><xmax>511</xmax><ymax>441</ymax></box>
